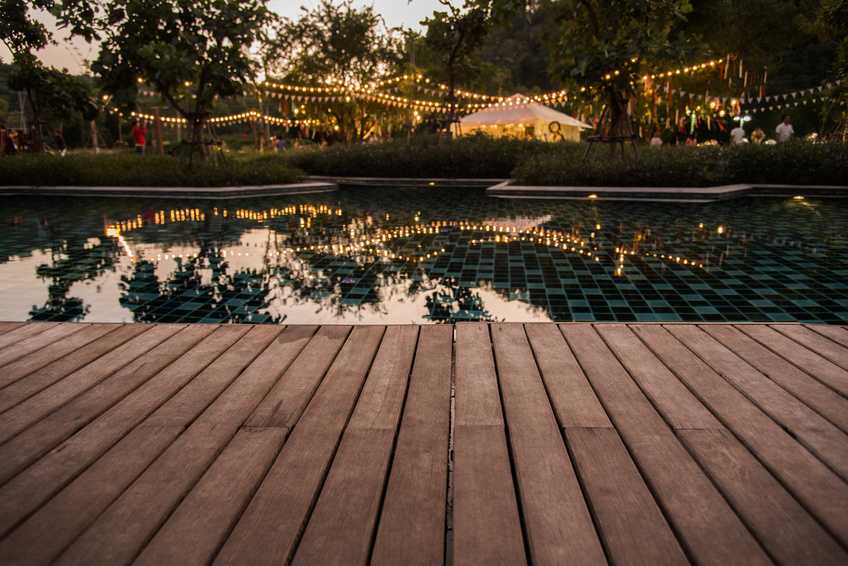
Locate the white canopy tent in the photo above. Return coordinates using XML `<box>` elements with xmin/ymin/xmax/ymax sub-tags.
<box><xmin>456</xmin><ymin>94</ymin><xmax>591</xmax><ymax>142</ymax></box>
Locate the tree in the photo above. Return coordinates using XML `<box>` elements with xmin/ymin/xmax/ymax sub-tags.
<box><xmin>263</xmin><ymin>0</ymin><xmax>404</xmax><ymax>142</ymax></box>
<box><xmin>549</xmin><ymin>0</ymin><xmax>698</xmax><ymax>140</ymax></box>
<box><xmin>1</xmin><ymin>0</ymin><xmax>97</xmax><ymax>151</ymax></box>
<box><xmin>421</xmin><ymin>1</ymin><xmax>490</xmax><ymax>125</ymax></box>
<box><xmin>817</xmin><ymin>0</ymin><xmax>848</xmax><ymax>138</ymax></box>
<box><xmin>68</xmin><ymin>0</ymin><xmax>276</xmax><ymax>160</ymax></box>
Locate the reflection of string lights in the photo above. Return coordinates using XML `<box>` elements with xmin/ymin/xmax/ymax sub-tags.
<box><xmin>105</xmin><ymin>209</ymin><xmax>708</xmax><ymax>272</ymax></box>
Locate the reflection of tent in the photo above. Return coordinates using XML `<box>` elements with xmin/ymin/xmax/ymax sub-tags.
<box><xmin>456</xmin><ymin>94</ymin><xmax>591</xmax><ymax>142</ymax></box>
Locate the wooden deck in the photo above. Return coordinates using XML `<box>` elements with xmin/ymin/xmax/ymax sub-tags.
<box><xmin>0</xmin><ymin>321</ymin><xmax>846</xmax><ymax>565</ymax></box>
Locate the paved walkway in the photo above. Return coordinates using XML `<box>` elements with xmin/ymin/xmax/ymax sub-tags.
<box><xmin>0</xmin><ymin>321</ymin><xmax>846</xmax><ymax>565</ymax></box>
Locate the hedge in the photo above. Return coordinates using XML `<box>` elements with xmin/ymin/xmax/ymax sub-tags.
<box><xmin>512</xmin><ymin>142</ymin><xmax>848</xmax><ymax>187</ymax></box>
<box><xmin>284</xmin><ymin>134</ymin><xmax>558</xmax><ymax>178</ymax></box>
<box><xmin>0</xmin><ymin>152</ymin><xmax>303</xmax><ymax>187</ymax></box>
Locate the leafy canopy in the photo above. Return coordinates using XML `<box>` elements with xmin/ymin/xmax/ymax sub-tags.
<box><xmin>264</xmin><ymin>0</ymin><xmax>403</xmax><ymax>87</ymax></box>
<box><xmin>70</xmin><ymin>0</ymin><xmax>276</xmax><ymax>122</ymax></box>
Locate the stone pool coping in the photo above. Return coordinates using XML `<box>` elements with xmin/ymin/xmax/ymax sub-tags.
<box><xmin>306</xmin><ymin>175</ymin><xmax>507</xmax><ymax>188</ymax></box>
<box><xmin>311</xmin><ymin>176</ymin><xmax>848</xmax><ymax>202</ymax></box>
<box><xmin>486</xmin><ymin>181</ymin><xmax>848</xmax><ymax>202</ymax></box>
<box><xmin>0</xmin><ymin>181</ymin><xmax>337</xmax><ymax>199</ymax></box>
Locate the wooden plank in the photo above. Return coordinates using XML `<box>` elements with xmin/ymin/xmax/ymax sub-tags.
<box><xmin>370</xmin><ymin>325</ymin><xmax>453</xmax><ymax>566</ymax></box>
<box><xmin>0</xmin><ymin>324</ymin><xmax>216</xmax><ymax>487</ymax></box>
<box><xmin>0</xmin><ymin>325</ymin><xmax>249</xmax><ymax>543</ymax></box>
<box><xmin>0</xmin><ymin>323</ymin><xmax>122</xmax><ymax>392</ymax></box>
<box><xmin>54</xmin><ymin>325</ymin><xmax>295</xmax><ymax>566</ymax></box>
<box><xmin>806</xmin><ymin>325</ymin><xmax>848</xmax><ymax>348</ymax></box>
<box><xmin>527</xmin><ymin>325</ymin><xmax>689</xmax><ymax>565</ymax></box>
<box><xmin>772</xmin><ymin>324</ymin><xmax>848</xmax><ymax>371</ymax></box>
<box><xmin>135</xmin><ymin>325</ymin><xmax>349</xmax><ymax>566</ymax></box>
<box><xmin>666</xmin><ymin>325</ymin><xmax>848</xmax><ymax>481</ymax></box>
<box><xmin>634</xmin><ymin>324</ymin><xmax>848</xmax><ymax>547</ymax></box>
<box><xmin>0</xmin><ymin>322</ymin><xmax>59</xmax><ymax>350</ymax></box>
<box><xmin>213</xmin><ymin>326</ymin><xmax>385</xmax><ymax>566</ymax></box>
<box><xmin>703</xmin><ymin>325</ymin><xmax>848</xmax><ymax>433</ymax></box>
<box><xmin>134</xmin><ymin>427</ymin><xmax>285</xmax><ymax>566</ymax></box>
<box><xmin>0</xmin><ymin>323</ymin><xmax>87</xmax><ymax>368</ymax></box>
<box><xmin>292</xmin><ymin>326</ymin><xmax>419</xmax><ymax>566</ymax></box>
<box><xmin>0</xmin><ymin>425</ymin><xmax>185</xmax><ymax>566</ymax></box>
<box><xmin>566</xmin><ymin>427</ymin><xmax>688</xmax><ymax>566</ymax></box>
<box><xmin>524</xmin><ymin>323</ymin><xmax>611</xmax><ymax>429</ymax></box>
<box><xmin>245</xmin><ymin>325</ymin><xmax>352</xmax><ymax>428</ymax></box>
<box><xmin>609</xmin><ymin>325</ymin><xmax>847</xmax><ymax>564</ymax></box>
<box><xmin>0</xmin><ymin>324</ymin><xmax>148</xmax><ymax>414</ymax></box>
<box><xmin>491</xmin><ymin>324</ymin><xmax>606</xmax><ymax>566</ymax></box>
<box><xmin>595</xmin><ymin>324</ymin><xmax>721</xmax><ymax>430</ymax></box>
<box><xmin>0</xmin><ymin>324</ymin><xmax>184</xmax><ymax>446</ymax></box>
<box><xmin>562</xmin><ymin>324</ymin><xmax>769</xmax><ymax>566</ymax></box>
<box><xmin>737</xmin><ymin>324</ymin><xmax>848</xmax><ymax>397</ymax></box>
<box><xmin>680</xmin><ymin>429</ymin><xmax>847</xmax><ymax>566</ymax></box>
<box><xmin>449</xmin><ymin>323</ymin><xmax>526</xmax><ymax>566</ymax></box>
<box><xmin>0</xmin><ymin>322</ymin><xmax>25</xmax><ymax>336</ymax></box>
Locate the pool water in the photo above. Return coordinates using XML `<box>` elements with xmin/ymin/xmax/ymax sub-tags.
<box><xmin>1</xmin><ymin>188</ymin><xmax>846</xmax><ymax>324</ymax></box>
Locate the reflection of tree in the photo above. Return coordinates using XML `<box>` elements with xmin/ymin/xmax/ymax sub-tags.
<box><xmin>30</xmin><ymin>237</ymin><xmax>119</xmax><ymax>321</ymax></box>
<box><xmin>120</xmin><ymin>244</ymin><xmax>282</xmax><ymax>324</ymax></box>
<box><xmin>424</xmin><ymin>277</ymin><xmax>496</xmax><ymax>324</ymax></box>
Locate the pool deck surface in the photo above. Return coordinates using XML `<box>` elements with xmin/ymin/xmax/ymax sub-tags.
<box><xmin>0</xmin><ymin>321</ymin><xmax>846</xmax><ymax>565</ymax></box>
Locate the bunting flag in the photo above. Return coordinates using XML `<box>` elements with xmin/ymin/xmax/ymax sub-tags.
<box><xmin>652</xmin><ymin>80</ymin><xmax>841</xmax><ymax>110</ymax></box>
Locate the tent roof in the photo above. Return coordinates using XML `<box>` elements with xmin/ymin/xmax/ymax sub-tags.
<box><xmin>460</xmin><ymin>94</ymin><xmax>591</xmax><ymax>129</ymax></box>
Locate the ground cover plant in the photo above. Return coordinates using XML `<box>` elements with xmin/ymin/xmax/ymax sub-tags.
<box><xmin>0</xmin><ymin>152</ymin><xmax>303</xmax><ymax>187</ymax></box>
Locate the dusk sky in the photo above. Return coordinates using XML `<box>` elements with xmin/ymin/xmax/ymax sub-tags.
<box><xmin>8</xmin><ymin>0</ymin><xmax>443</xmax><ymax>73</ymax></box>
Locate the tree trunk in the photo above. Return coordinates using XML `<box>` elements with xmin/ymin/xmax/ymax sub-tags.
<box><xmin>89</xmin><ymin>120</ymin><xmax>98</xmax><ymax>153</ymax></box>
<box><xmin>606</xmin><ymin>89</ymin><xmax>633</xmax><ymax>138</ymax></box>
<box><xmin>188</xmin><ymin>113</ymin><xmax>208</xmax><ymax>163</ymax></box>
<box><xmin>154</xmin><ymin>107</ymin><xmax>164</xmax><ymax>155</ymax></box>
<box><xmin>25</xmin><ymin>89</ymin><xmax>44</xmax><ymax>153</ymax></box>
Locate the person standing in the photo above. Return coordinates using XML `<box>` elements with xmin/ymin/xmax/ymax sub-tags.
<box><xmin>730</xmin><ymin>122</ymin><xmax>746</xmax><ymax>145</ymax></box>
<box><xmin>649</xmin><ymin>129</ymin><xmax>663</xmax><ymax>147</ymax></box>
<box><xmin>131</xmin><ymin>120</ymin><xmax>148</xmax><ymax>154</ymax></box>
<box><xmin>775</xmin><ymin>115</ymin><xmax>794</xmax><ymax>143</ymax></box>
<box><xmin>53</xmin><ymin>129</ymin><xmax>67</xmax><ymax>156</ymax></box>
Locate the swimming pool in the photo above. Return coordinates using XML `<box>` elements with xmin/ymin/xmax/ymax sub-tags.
<box><xmin>1</xmin><ymin>188</ymin><xmax>846</xmax><ymax>324</ymax></box>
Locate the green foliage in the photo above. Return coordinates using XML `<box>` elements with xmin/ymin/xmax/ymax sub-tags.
<box><xmin>0</xmin><ymin>153</ymin><xmax>303</xmax><ymax>187</ymax></box>
<box><xmin>0</xmin><ymin>0</ymin><xmax>53</xmax><ymax>59</ymax></box>
<box><xmin>817</xmin><ymin>0</ymin><xmax>848</xmax><ymax>137</ymax></box>
<box><xmin>421</xmin><ymin>2</ymin><xmax>489</xmax><ymax>99</ymax></box>
<box><xmin>552</xmin><ymin>0</ymin><xmax>696</xmax><ymax>90</ymax></box>
<box><xmin>8</xmin><ymin>54</ymin><xmax>97</xmax><ymax>121</ymax></box>
<box><xmin>514</xmin><ymin>143</ymin><xmax>848</xmax><ymax>186</ymax></box>
<box><xmin>285</xmin><ymin>134</ymin><xmax>556</xmax><ymax>178</ymax></box>
<box><xmin>78</xmin><ymin>0</ymin><xmax>276</xmax><ymax>153</ymax></box>
<box><xmin>264</xmin><ymin>0</ymin><xmax>404</xmax><ymax>142</ymax></box>
<box><xmin>1</xmin><ymin>0</ymin><xmax>98</xmax><ymax>150</ymax></box>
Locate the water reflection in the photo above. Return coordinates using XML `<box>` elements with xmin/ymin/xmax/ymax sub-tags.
<box><xmin>0</xmin><ymin>189</ymin><xmax>846</xmax><ymax>324</ymax></box>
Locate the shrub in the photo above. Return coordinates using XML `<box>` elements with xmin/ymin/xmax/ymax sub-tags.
<box><xmin>513</xmin><ymin>142</ymin><xmax>848</xmax><ymax>187</ymax></box>
<box><xmin>0</xmin><ymin>152</ymin><xmax>304</xmax><ymax>187</ymax></box>
<box><xmin>285</xmin><ymin>134</ymin><xmax>559</xmax><ymax>178</ymax></box>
